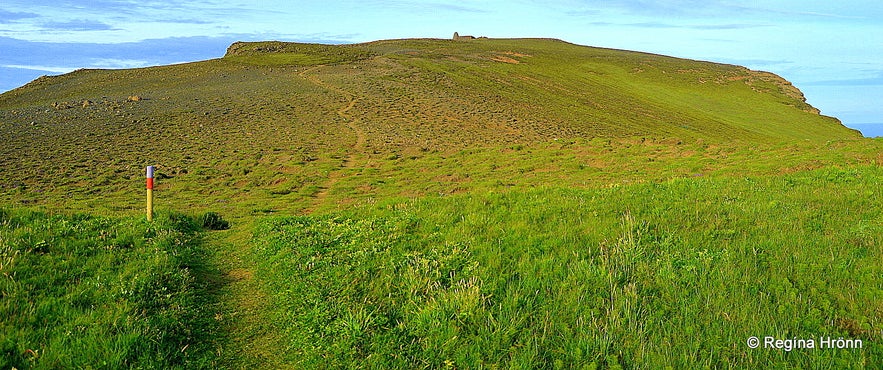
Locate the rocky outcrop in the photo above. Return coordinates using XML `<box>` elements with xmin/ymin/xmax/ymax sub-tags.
<box><xmin>746</xmin><ymin>70</ymin><xmax>820</xmax><ymax>114</ymax></box>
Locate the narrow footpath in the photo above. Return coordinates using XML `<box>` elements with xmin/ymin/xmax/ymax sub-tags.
<box><xmin>199</xmin><ymin>65</ymin><xmax>371</xmax><ymax>367</ymax></box>
<box><xmin>298</xmin><ymin>65</ymin><xmax>367</xmax><ymax>213</ymax></box>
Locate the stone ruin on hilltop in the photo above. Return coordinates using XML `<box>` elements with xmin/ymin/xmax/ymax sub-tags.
<box><xmin>453</xmin><ymin>32</ymin><xmax>484</xmax><ymax>40</ymax></box>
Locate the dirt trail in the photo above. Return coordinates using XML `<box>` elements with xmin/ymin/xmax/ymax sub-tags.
<box><xmin>200</xmin><ymin>67</ymin><xmax>373</xmax><ymax>363</ymax></box>
<box><xmin>298</xmin><ymin>66</ymin><xmax>367</xmax><ymax>211</ymax></box>
<box><xmin>339</xmin><ymin>98</ymin><xmax>367</xmax><ymax>150</ymax></box>
<box><xmin>203</xmin><ymin>223</ymin><xmax>291</xmax><ymax>368</ymax></box>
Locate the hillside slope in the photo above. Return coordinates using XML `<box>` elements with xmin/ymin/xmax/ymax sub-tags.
<box><xmin>0</xmin><ymin>38</ymin><xmax>867</xmax><ymax>213</ymax></box>
<box><xmin>2</xmin><ymin>38</ymin><xmax>857</xmax><ymax>148</ymax></box>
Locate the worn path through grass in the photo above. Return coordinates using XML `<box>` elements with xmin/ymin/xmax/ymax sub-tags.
<box><xmin>202</xmin><ymin>219</ymin><xmax>291</xmax><ymax>368</ymax></box>
<box><xmin>198</xmin><ymin>62</ymin><xmax>374</xmax><ymax>358</ymax></box>
<box><xmin>298</xmin><ymin>65</ymin><xmax>368</xmax><ymax>213</ymax></box>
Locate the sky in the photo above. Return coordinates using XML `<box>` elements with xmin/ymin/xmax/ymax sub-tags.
<box><xmin>1</xmin><ymin>1</ymin><xmax>881</xmax><ymax>136</ymax></box>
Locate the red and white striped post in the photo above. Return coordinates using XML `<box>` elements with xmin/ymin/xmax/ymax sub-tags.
<box><xmin>146</xmin><ymin>166</ymin><xmax>154</xmax><ymax>221</ymax></box>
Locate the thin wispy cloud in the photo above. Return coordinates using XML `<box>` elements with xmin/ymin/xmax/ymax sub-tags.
<box><xmin>407</xmin><ymin>1</ymin><xmax>491</xmax><ymax>14</ymax></box>
<box><xmin>803</xmin><ymin>75</ymin><xmax>883</xmax><ymax>87</ymax></box>
<box><xmin>41</xmin><ymin>19</ymin><xmax>117</xmax><ymax>31</ymax></box>
<box><xmin>731</xmin><ymin>4</ymin><xmax>870</xmax><ymax>20</ymax></box>
<box><xmin>272</xmin><ymin>32</ymin><xmax>363</xmax><ymax>44</ymax></box>
<box><xmin>357</xmin><ymin>0</ymin><xmax>490</xmax><ymax>14</ymax></box>
<box><xmin>792</xmin><ymin>11</ymin><xmax>865</xmax><ymax>19</ymax></box>
<box><xmin>692</xmin><ymin>23</ymin><xmax>770</xmax><ymax>30</ymax></box>
<box><xmin>587</xmin><ymin>21</ymin><xmax>768</xmax><ymax>30</ymax></box>
<box><xmin>562</xmin><ymin>0</ymin><xmax>734</xmax><ymax>17</ymax></box>
<box><xmin>161</xmin><ymin>17</ymin><xmax>216</xmax><ymax>25</ymax></box>
<box><xmin>89</xmin><ymin>58</ymin><xmax>151</xmax><ymax>69</ymax></box>
<box><xmin>2</xmin><ymin>64</ymin><xmax>77</xmax><ymax>73</ymax></box>
<box><xmin>0</xmin><ymin>0</ymin><xmax>257</xmax><ymax>42</ymax></box>
<box><xmin>0</xmin><ymin>9</ymin><xmax>39</xmax><ymax>21</ymax></box>
<box><xmin>0</xmin><ymin>35</ymin><xmax>234</xmax><ymax>67</ymax></box>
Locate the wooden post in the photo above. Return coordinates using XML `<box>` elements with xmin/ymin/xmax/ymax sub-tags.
<box><xmin>146</xmin><ymin>166</ymin><xmax>154</xmax><ymax>221</ymax></box>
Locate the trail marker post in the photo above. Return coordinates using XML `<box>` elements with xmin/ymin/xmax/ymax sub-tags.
<box><xmin>146</xmin><ymin>166</ymin><xmax>154</xmax><ymax>221</ymax></box>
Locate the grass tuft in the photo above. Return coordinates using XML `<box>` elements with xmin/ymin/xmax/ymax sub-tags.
<box><xmin>199</xmin><ymin>211</ymin><xmax>230</xmax><ymax>231</ymax></box>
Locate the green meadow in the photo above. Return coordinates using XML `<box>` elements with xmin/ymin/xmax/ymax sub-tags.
<box><xmin>255</xmin><ymin>165</ymin><xmax>883</xmax><ymax>368</ymax></box>
<box><xmin>0</xmin><ymin>210</ymin><xmax>223</xmax><ymax>368</ymax></box>
<box><xmin>1</xmin><ymin>38</ymin><xmax>881</xmax><ymax>368</ymax></box>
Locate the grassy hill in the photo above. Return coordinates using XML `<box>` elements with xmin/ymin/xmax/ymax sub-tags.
<box><xmin>0</xmin><ymin>37</ymin><xmax>867</xmax><ymax>215</ymax></box>
<box><xmin>1</xmin><ymin>38</ymin><xmax>881</xmax><ymax>368</ymax></box>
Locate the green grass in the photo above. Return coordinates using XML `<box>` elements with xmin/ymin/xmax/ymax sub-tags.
<box><xmin>253</xmin><ymin>165</ymin><xmax>882</xmax><ymax>368</ymax></box>
<box><xmin>0</xmin><ymin>209</ymin><xmax>222</xmax><ymax>369</ymax></box>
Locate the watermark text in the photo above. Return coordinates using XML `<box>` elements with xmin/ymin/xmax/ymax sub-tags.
<box><xmin>747</xmin><ymin>336</ymin><xmax>863</xmax><ymax>351</ymax></box>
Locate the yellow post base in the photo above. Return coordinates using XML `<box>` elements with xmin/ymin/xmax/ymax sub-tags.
<box><xmin>147</xmin><ymin>188</ymin><xmax>154</xmax><ymax>221</ymax></box>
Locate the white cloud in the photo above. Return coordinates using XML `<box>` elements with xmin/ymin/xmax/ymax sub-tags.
<box><xmin>3</xmin><ymin>58</ymin><xmax>150</xmax><ymax>74</ymax></box>
<box><xmin>2</xmin><ymin>64</ymin><xmax>76</xmax><ymax>73</ymax></box>
<box><xmin>89</xmin><ymin>58</ymin><xmax>150</xmax><ymax>69</ymax></box>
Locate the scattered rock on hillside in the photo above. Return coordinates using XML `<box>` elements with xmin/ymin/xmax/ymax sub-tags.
<box><xmin>52</xmin><ymin>102</ymin><xmax>72</xmax><ymax>110</ymax></box>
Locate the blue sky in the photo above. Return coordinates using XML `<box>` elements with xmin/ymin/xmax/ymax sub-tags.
<box><xmin>1</xmin><ymin>1</ymin><xmax>881</xmax><ymax>135</ymax></box>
